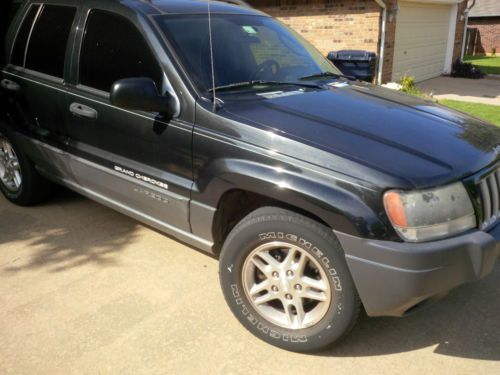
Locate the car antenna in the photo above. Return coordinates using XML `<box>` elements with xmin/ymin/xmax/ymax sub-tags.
<box><xmin>207</xmin><ymin>0</ymin><xmax>217</xmax><ymax>111</ymax></box>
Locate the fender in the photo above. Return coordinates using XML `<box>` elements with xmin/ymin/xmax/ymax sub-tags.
<box><xmin>190</xmin><ymin>157</ymin><xmax>399</xmax><ymax>246</ymax></box>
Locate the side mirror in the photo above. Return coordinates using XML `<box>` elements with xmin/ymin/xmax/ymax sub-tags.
<box><xmin>110</xmin><ymin>77</ymin><xmax>175</xmax><ymax>117</ymax></box>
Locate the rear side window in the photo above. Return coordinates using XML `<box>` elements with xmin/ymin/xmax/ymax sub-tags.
<box><xmin>8</xmin><ymin>3</ymin><xmax>23</xmax><ymax>19</ymax></box>
<box><xmin>25</xmin><ymin>5</ymin><xmax>76</xmax><ymax>78</ymax></box>
<box><xmin>79</xmin><ymin>10</ymin><xmax>162</xmax><ymax>92</ymax></box>
<box><xmin>1</xmin><ymin>1</ymin><xmax>25</xmax><ymax>65</ymax></box>
<box><xmin>10</xmin><ymin>4</ymin><xmax>40</xmax><ymax>66</ymax></box>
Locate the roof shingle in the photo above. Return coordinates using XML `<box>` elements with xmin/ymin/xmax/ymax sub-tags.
<box><xmin>469</xmin><ymin>0</ymin><xmax>500</xmax><ymax>18</ymax></box>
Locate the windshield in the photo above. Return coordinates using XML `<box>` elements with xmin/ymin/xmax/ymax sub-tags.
<box><xmin>155</xmin><ymin>14</ymin><xmax>342</xmax><ymax>93</ymax></box>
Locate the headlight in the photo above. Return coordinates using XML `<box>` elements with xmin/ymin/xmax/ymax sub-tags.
<box><xmin>383</xmin><ymin>182</ymin><xmax>476</xmax><ymax>242</ymax></box>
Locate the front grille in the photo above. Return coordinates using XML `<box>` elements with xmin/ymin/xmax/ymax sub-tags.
<box><xmin>478</xmin><ymin>168</ymin><xmax>500</xmax><ymax>229</ymax></box>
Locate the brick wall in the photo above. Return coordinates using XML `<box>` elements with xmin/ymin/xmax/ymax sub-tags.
<box><xmin>453</xmin><ymin>0</ymin><xmax>467</xmax><ymax>62</ymax></box>
<box><xmin>468</xmin><ymin>17</ymin><xmax>500</xmax><ymax>55</ymax></box>
<box><xmin>250</xmin><ymin>0</ymin><xmax>382</xmax><ymax>66</ymax></box>
<box><xmin>251</xmin><ymin>0</ymin><xmax>381</xmax><ymax>54</ymax></box>
<box><xmin>380</xmin><ymin>0</ymin><xmax>397</xmax><ymax>83</ymax></box>
<box><xmin>250</xmin><ymin>0</ymin><xmax>468</xmax><ymax>83</ymax></box>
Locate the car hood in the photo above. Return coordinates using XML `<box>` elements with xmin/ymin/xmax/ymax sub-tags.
<box><xmin>221</xmin><ymin>82</ymin><xmax>500</xmax><ymax>188</ymax></box>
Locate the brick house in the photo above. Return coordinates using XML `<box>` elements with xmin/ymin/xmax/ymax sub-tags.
<box><xmin>250</xmin><ymin>0</ymin><xmax>469</xmax><ymax>83</ymax></box>
<box><xmin>467</xmin><ymin>0</ymin><xmax>500</xmax><ymax>55</ymax></box>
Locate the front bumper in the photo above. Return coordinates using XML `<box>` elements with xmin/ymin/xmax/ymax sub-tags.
<box><xmin>335</xmin><ymin>225</ymin><xmax>500</xmax><ymax>317</ymax></box>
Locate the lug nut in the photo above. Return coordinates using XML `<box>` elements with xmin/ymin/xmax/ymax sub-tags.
<box><xmin>272</xmin><ymin>271</ymin><xmax>279</xmax><ymax>278</ymax></box>
<box><xmin>271</xmin><ymin>286</ymin><xmax>279</xmax><ymax>292</ymax></box>
<box><xmin>294</xmin><ymin>284</ymin><xmax>302</xmax><ymax>291</ymax></box>
<box><xmin>286</xmin><ymin>270</ymin><xmax>294</xmax><ymax>277</ymax></box>
<box><xmin>285</xmin><ymin>293</ymin><xmax>293</xmax><ymax>300</ymax></box>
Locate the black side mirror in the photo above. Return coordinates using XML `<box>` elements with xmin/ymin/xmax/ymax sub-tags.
<box><xmin>110</xmin><ymin>77</ymin><xmax>175</xmax><ymax>117</ymax></box>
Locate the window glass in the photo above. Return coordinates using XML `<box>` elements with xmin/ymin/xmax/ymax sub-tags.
<box><xmin>10</xmin><ymin>4</ymin><xmax>39</xmax><ymax>66</ymax></box>
<box><xmin>248</xmin><ymin>27</ymin><xmax>311</xmax><ymax>68</ymax></box>
<box><xmin>155</xmin><ymin>14</ymin><xmax>341</xmax><ymax>91</ymax></box>
<box><xmin>25</xmin><ymin>5</ymin><xmax>76</xmax><ymax>77</ymax></box>
<box><xmin>8</xmin><ymin>3</ymin><xmax>22</xmax><ymax>18</ymax></box>
<box><xmin>80</xmin><ymin>10</ymin><xmax>162</xmax><ymax>92</ymax></box>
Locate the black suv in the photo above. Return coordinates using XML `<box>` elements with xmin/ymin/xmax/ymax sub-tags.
<box><xmin>1</xmin><ymin>0</ymin><xmax>498</xmax><ymax>352</ymax></box>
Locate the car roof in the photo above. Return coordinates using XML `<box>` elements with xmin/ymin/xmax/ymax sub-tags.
<box><xmin>123</xmin><ymin>0</ymin><xmax>266</xmax><ymax>16</ymax></box>
<box><xmin>23</xmin><ymin>0</ymin><xmax>266</xmax><ymax>16</ymax></box>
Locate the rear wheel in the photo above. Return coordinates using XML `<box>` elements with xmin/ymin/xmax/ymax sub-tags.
<box><xmin>0</xmin><ymin>131</ymin><xmax>52</xmax><ymax>205</ymax></box>
<box><xmin>219</xmin><ymin>207</ymin><xmax>360</xmax><ymax>352</ymax></box>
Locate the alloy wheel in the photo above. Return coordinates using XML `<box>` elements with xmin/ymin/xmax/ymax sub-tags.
<box><xmin>242</xmin><ymin>241</ymin><xmax>332</xmax><ymax>330</ymax></box>
<box><xmin>0</xmin><ymin>136</ymin><xmax>22</xmax><ymax>192</ymax></box>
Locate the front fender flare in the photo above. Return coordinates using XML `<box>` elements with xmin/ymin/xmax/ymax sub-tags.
<box><xmin>191</xmin><ymin>158</ymin><xmax>392</xmax><ymax>244</ymax></box>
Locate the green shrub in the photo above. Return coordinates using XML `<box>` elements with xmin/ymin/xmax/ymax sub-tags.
<box><xmin>399</xmin><ymin>75</ymin><xmax>420</xmax><ymax>95</ymax></box>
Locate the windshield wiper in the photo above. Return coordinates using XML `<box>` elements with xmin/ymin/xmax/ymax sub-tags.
<box><xmin>299</xmin><ymin>71</ymin><xmax>355</xmax><ymax>81</ymax></box>
<box><xmin>208</xmin><ymin>80</ymin><xmax>321</xmax><ymax>93</ymax></box>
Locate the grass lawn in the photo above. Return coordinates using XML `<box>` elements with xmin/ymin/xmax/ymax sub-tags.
<box><xmin>440</xmin><ymin>100</ymin><xmax>500</xmax><ymax>126</ymax></box>
<box><xmin>464</xmin><ymin>56</ymin><xmax>500</xmax><ymax>75</ymax></box>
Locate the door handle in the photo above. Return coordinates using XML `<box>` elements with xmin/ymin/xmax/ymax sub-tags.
<box><xmin>0</xmin><ymin>79</ymin><xmax>20</xmax><ymax>92</ymax></box>
<box><xmin>69</xmin><ymin>102</ymin><xmax>98</xmax><ymax>120</ymax></box>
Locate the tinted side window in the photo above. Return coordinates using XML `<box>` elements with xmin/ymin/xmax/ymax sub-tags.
<box><xmin>8</xmin><ymin>3</ymin><xmax>23</xmax><ymax>19</ymax></box>
<box><xmin>10</xmin><ymin>4</ymin><xmax>40</xmax><ymax>66</ymax></box>
<box><xmin>1</xmin><ymin>1</ymin><xmax>25</xmax><ymax>65</ymax></box>
<box><xmin>25</xmin><ymin>5</ymin><xmax>76</xmax><ymax>77</ymax></box>
<box><xmin>80</xmin><ymin>10</ymin><xmax>162</xmax><ymax>92</ymax></box>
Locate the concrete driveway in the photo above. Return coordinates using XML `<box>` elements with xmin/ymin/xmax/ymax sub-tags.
<box><xmin>417</xmin><ymin>76</ymin><xmax>500</xmax><ymax>106</ymax></box>
<box><xmin>0</xmin><ymin>189</ymin><xmax>499</xmax><ymax>374</ymax></box>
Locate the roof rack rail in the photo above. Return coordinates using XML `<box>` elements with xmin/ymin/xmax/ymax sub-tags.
<box><xmin>140</xmin><ymin>0</ymin><xmax>253</xmax><ymax>8</ymax></box>
<box><xmin>216</xmin><ymin>0</ymin><xmax>253</xmax><ymax>8</ymax></box>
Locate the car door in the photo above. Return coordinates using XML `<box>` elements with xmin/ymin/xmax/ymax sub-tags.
<box><xmin>62</xmin><ymin>5</ymin><xmax>193</xmax><ymax>233</ymax></box>
<box><xmin>1</xmin><ymin>2</ymin><xmax>79</xmax><ymax>177</ymax></box>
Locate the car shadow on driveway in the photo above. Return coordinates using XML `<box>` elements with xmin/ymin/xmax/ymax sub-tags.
<box><xmin>0</xmin><ymin>187</ymin><xmax>140</xmax><ymax>273</ymax></box>
<box><xmin>322</xmin><ymin>263</ymin><xmax>500</xmax><ymax>361</ymax></box>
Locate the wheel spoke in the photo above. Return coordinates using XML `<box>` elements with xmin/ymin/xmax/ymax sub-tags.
<box><xmin>282</xmin><ymin>247</ymin><xmax>297</xmax><ymax>269</ymax></box>
<box><xmin>254</xmin><ymin>292</ymin><xmax>277</xmax><ymax>305</ymax></box>
<box><xmin>256</xmin><ymin>251</ymin><xmax>281</xmax><ymax>268</ymax></box>
<box><xmin>13</xmin><ymin>170</ymin><xmax>22</xmax><ymax>188</ymax></box>
<box><xmin>284</xmin><ymin>301</ymin><xmax>295</xmax><ymax>326</ymax></box>
<box><xmin>301</xmin><ymin>276</ymin><xmax>328</xmax><ymax>292</ymax></box>
<box><xmin>294</xmin><ymin>300</ymin><xmax>306</xmax><ymax>326</ymax></box>
<box><xmin>248</xmin><ymin>279</ymin><xmax>270</xmax><ymax>298</ymax></box>
<box><xmin>303</xmin><ymin>289</ymin><xmax>327</xmax><ymax>302</ymax></box>
<box><xmin>251</xmin><ymin>256</ymin><xmax>270</xmax><ymax>275</ymax></box>
<box><xmin>5</xmin><ymin>144</ymin><xmax>14</xmax><ymax>158</ymax></box>
<box><xmin>295</xmin><ymin>251</ymin><xmax>308</xmax><ymax>275</ymax></box>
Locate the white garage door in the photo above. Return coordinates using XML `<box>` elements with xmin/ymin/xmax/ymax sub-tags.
<box><xmin>392</xmin><ymin>1</ymin><xmax>452</xmax><ymax>82</ymax></box>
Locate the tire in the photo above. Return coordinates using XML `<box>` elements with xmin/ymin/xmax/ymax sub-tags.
<box><xmin>219</xmin><ymin>206</ymin><xmax>360</xmax><ymax>352</ymax></box>
<box><xmin>0</xmin><ymin>130</ymin><xmax>52</xmax><ymax>206</ymax></box>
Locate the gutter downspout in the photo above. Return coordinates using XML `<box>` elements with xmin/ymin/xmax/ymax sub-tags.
<box><xmin>374</xmin><ymin>0</ymin><xmax>387</xmax><ymax>85</ymax></box>
<box><xmin>460</xmin><ymin>0</ymin><xmax>475</xmax><ymax>61</ymax></box>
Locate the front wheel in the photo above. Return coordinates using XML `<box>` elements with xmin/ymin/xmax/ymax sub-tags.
<box><xmin>219</xmin><ymin>207</ymin><xmax>360</xmax><ymax>352</ymax></box>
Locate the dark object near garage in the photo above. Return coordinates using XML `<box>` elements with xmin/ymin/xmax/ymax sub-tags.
<box><xmin>451</xmin><ymin>58</ymin><xmax>484</xmax><ymax>79</ymax></box>
<box><xmin>327</xmin><ymin>50</ymin><xmax>376</xmax><ymax>82</ymax></box>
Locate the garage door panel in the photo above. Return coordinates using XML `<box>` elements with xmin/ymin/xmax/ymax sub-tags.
<box><xmin>398</xmin><ymin>25</ymin><xmax>449</xmax><ymax>43</ymax></box>
<box><xmin>395</xmin><ymin>46</ymin><xmax>447</xmax><ymax>62</ymax></box>
<box><xmin>392</xmin><ymin>1</ymin><xmax>452</xmax><ymax>82</ymax></box>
